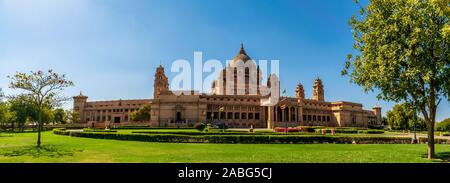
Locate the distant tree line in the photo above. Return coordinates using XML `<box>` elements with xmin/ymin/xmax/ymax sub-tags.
<box><xmin>386</xmin><ymin>103</ymin><xmax>427</xmax><ymax>131</ymax></box>
<box><xmin>0</xmin><ymin>90</ymin><xmax>78</xmax><ymax>132</ymax></box>
<box><xmin>1</xmin><ymin>69</ymin><xmax>74</xmax><ymax>147</ymax></box>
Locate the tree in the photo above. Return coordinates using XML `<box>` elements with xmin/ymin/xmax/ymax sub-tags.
<box><xmin>381</xmin><ymin>116</ymin><xmax>388</xmax><ymax>126</ymax></box>
<box><xmin>0</xmin><ymin>88</ymin><xmax>4</xmax><ymax>102</ymax></box>
<box><xmin>0</xmin><ymin>88</ymin><xmax>6</xmax><ymax>130</ymax></box>
<box><xmin>130</xmin><ymin>104</ymin><xmax>151</xmax><ymax>122</ymax></box>
<box><xmin>53</xmin><ymin>108</ymin><xmax>67</xmax><ymax>124</ymax></box>
<box><xmin>40</xmin><ymin>107</ymin><xmax>54</xmax><ymax>125</ymax></box>
<box><xmin>436</xmin><ymin>118</ymin><xmax>450</xmax><ymax>131</ymax></box>
<box><xmin>67</xmin><ymin>110</ymin><xmax>79</xmax><ymax>124</ymax></box>
<box><xmin>9</xmin><ymin>95</ymin><xmax>38</xmax><ymax>132</ymax></box>
<box><xmin>386</xmin><ymin>103</ymin><xmax>426</xmax><ymax>131</ymax></box>
<box><xmin>343</xmin><ymin>0</ymin><xmax>450</xmax><ymax>159</ymax></box>
<box><xmin>8</xmin><ymin>69</ymin><xmax>73</xmax><ymax>147</ymax></box>
<box><xmin>0</xmin><ymin>98</ymin><xmax>12</xmax><ymax>131</ymax></box>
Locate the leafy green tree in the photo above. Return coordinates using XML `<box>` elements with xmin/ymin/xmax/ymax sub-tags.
<box><xmin>8</xmin><ymin>69</ymin><xmax>73</xmax><ymax>147</ymax></box>
<box><xmin>130</xmin><ymin>104</ymin><xmax>151</xmax><ymax>122</ymax></box>
<box><xmin>381</xmin><ymin>116</ymin><xmax>388</xmax><ymax>126</ymax></box>
<box><xmin>436</xmin><ymin>118</ymin><xmax>450</xmax><ymax>131</ymax></box>
<box><xmin>0</xmin><ymin>88</ymin><xmax>4</xmax><ymax>102</ymax></box>
<box><xmin>67</xmin><ymin>110</ymin><xmax>79</xmax><ymax>124</ymax></box>
<box><xmin>344</xmin><ymin>0</ymin><xmax>450</xmax><ymax>159</ymax></box>
<box><xmin>386</xmin><ymin>105</ymin><xmax>409</xmax><ymax>130</ymax></box>
<box><xmin>53</xmin><ymin>108</ymin><xmax>67</xmax><ymax>124</ymax></box>
<box><xmin>9</xmin><ymin>95</ymin><xmax>38</xmax><ymax>132</ymax></box>
<box><xmin>40</xmin><ymin>107</ymin><xmax>54</xmax><ymax>125</ymax></box>
<box><xmin>0</xmin><ymin>99</ymin><xmax>12</xmax><ymax>131</ymax></box>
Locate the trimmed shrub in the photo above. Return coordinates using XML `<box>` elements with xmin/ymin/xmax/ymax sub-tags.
<box><xmin>194</xmin><ymin>123</ymin><xmax>206</xmax><ymax>132</ymax></box>
<box><xmin>53</xmin><ymin>128</ymin><xmax>70</xmax><ymax>135</ymax></box>
<box><xmin>111</xmin><ymin>126</ymin><xmax>194</xmax><ymax>130</ymax></box>
<box><xmin>132</xmin><ymin>131</ymin><xmax>285</xmax><ymax>136</ymax></box>
<box><xmin>83</xmin><ymin>128</ymin><xmax>117</xmax><ymax>133</ymax></box>
<box><xmin>297</xmin><ymin>126</ymin><xmax>318</xmax><ymax>132</ymax></box>
<box><xmin>53</xmin><ymin>130</ymin><xmax>450</xmax><ymax>144</ymax></box>
<box><xmin>274</xmin><ymin>127</ymin><xmax>300</xmax><ymax>133</ymax></box>
<box><xmin>314</xmin><ymin>128</ymin><xmax>358</xmax><ymax>134</ymax></box>
<box><xmin>358</xmin><ymin>130</ymin><xmax>385</xmax><ymax>134</ymax></box>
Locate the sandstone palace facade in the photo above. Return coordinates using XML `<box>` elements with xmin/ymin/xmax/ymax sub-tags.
<box><xmin>73</xmin><ymin>45</ymin><xmax>382</xmax><ymax>129</ymax></box>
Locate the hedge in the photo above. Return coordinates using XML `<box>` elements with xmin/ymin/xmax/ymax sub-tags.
<box><xmin>358</xmin><ymin>130</ymin><xmax>385</xmax><ymax>134</ymax></box>
<box><xmin>53</xmin><ymin>128</ymin><xmax>70</xmax><ymax>135</ymax></box>
<box><xmin>314</xmin><ymin>128</ymin><xmax>358</xmax><ymax>134</ymax></box>
<box><xmin>111</xmin><ymin>126</ymin><xmax>193</xmax><ymax>130</ymax></box>
<box><xmin>83</xmin><ymin>128</ymin><xmax>117</xmax><ymax>133</ymax></box>
<box><xmin>52</xmin><ymin>128</ymin><xmax>450</xmax><ymax>144</ymax></box>
<box><xmin>131</xmin><ymin>131</ymin><xmax>310</xmax><ymax>136</ymax></box>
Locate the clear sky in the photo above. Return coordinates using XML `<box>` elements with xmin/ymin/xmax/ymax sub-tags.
<box><xmin>0</xmin><ymin>0</ymin><xmax>448</xmax><ymax>121</ymax></box>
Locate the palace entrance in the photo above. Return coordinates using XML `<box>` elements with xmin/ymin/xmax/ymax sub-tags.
<box><xmin>114</xmin><ymin>117</ymin><xmax>121</xmax><ymax>123</ymax></box>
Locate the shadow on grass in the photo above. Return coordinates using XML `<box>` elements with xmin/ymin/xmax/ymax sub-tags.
<box><xmin>0</xmin><ymin>145</ymin><xmax>83</xmax><ymax>158</ymax></box>
<box><xmin>422</xmin><ymin>152</ymin><xmax>450</xmax><ymax>162</ymax></box>
<box><xmin>434</xmin><ymin>152</ymin><xmax>450</xmax><ymax>162</ymax></box>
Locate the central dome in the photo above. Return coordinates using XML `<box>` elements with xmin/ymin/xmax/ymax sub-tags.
<box><xmin>229</xmin><ymin>43</ymin><xmax>253</xmax><ymax>67</ymax></box>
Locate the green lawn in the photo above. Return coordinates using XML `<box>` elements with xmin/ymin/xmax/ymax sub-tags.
<box><xmin>0</xmin><ymin>131</ymin><xmax>449</xmax><ymax>163</ymax></box>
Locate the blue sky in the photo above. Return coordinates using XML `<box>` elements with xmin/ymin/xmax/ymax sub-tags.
<box><xmin>0</xmin><ymin>0</ymin><xmax>448</xmax><ymax>121</ymax></box>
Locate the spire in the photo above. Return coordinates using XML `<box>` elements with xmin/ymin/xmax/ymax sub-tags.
<box><xmin>239</xmin><ymin>42</ymin><xmax>246</xmax><ymax>55</ymax></box>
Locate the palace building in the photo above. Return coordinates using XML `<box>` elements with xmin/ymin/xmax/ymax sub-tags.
<box><xmin>73</xmin><ymin>45</ymin><xmax>382</xmax><ymax>129</ymax></box>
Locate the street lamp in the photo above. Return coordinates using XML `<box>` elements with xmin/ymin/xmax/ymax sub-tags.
<box><xmin>412</xmin><ymin>122</ymin><xmax>417</xmax><ymax>144</ymax></box>
<box><xmin>412</xmin><ymin>108</ymin><xmax>418</xmax><ymax>144</ymax></box>
<box><xmin>219</xmin><ymin>106</ymin><xmax>225</xmax><ymax>132</ymax></box>
<box><xmin>280</xmin><ymin>104</ymin><xmax>287</xmax><ymax>134</ymax></box>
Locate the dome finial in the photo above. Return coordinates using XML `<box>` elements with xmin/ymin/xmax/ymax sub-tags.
<box><xmin>240</xmin><ymin>42</ymin><xmax>246</xmax><ymax>54</ymax></box>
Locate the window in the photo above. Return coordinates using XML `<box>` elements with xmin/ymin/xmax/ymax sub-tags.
<box><xmin>303</xmin><ymin>115</ymin><xmax>307</xmax><ymax>121</ymax></box>
<box><xmin>313</xmin><ymin>115</ymin><xmax>316</xmax><ymax>121</ymax></box>
<box><xmin>241</xmin><ymin>113</ymin><xmax>247</xmax><ymax>119</ymax></box>
<box><xmin>327</xmin><ymin>116</ymin><xmax>330</xmax><ymax>122</ymax></box>
<box><xmin>255</xmin><ymin>113</ymin><xmax>260</xmax><ymax>120</ymax></box>
<box><xmin>207</xmin><ymin>112</ymin><xmax>212</xmax><ymax>120</ymax></box>
<box><xmin>248</xmin><ymin>113</ymin><xmax>253</xmax><ymax>120</ymax></box>
<box><xmin>318</xmin><ymin>116</ymin><xmax>321</xmax><ymax>121</ymax></box>
<box><xmin>227</xmin><ymin>112</ymin><xmax>233</xmax><ymax>119</ymax></box>
<box><xmin>308</xmin><ymin>115</ymin><xmax>311</xmax><ymax>121</ymax></box>
<box><xmin>234</xmin><ymin>112</ymin><xmax>240</xmax><ymax>120</ymax></box>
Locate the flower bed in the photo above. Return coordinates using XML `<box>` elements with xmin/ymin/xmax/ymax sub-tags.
<box><xmin>274</xmin><ymin>127</ymin><xmax>300</xmax><ymax>133</ymax></box>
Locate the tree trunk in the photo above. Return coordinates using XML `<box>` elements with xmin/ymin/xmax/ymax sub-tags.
<box><xmin>37</xmin><ymin>108</ymin><xmax>42</xmax><ymax>147</ymax></box>
<box><xmin>427</xmin><ymin>80</ymin><xmax>437</xmax><ymax>159</ymax></box>
<box><xmin>427</xmin><ymin>121</ymin><xmax>435</xmax><ymax>159</ymax></box>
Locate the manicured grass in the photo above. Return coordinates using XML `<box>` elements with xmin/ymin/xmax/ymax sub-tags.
<box><xmin>0</xmin><ymin>131</ymin><xmax>449</xmax><ymax>163</ymax></box>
